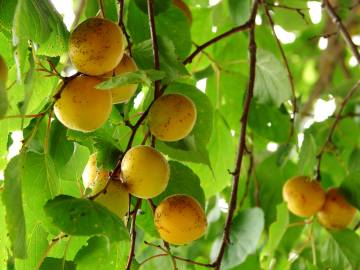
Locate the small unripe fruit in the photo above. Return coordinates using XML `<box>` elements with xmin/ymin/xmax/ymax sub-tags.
<box><xmin>154</xmin><ymin>194</ymin><xmax>207</xmax><ymax>245</ymax></box>
<box><xmin>121</xmin><ymin>145</ymin><xmax>169</xmax><ymax>199</ymax></box>
<box><xmin>82</xmin><ymin>153</ymin><xmax>108</xmax><ymax>194</ymax></box>
<box><xmin>173</xmin><ymin>0</ymin><xmax>192</xmax><ymax>23</ymax></box>
<box><xmin>96</xmin><ymin>181</ymin><xmax>130</xmax><ymax>219</ymax></box>
<box><xmin>54</xmin><ymin>76</ymin><xmax>112</xmax><ymax>132</ymax></box>
<box><xmin>69</xmin><ymin>18</ymin><xmax>125</xmax><ymax>75</ymax></box>
<box><xmin>103</xmin><ymin>54</ymin><xmax>138</xmax><ymax>104</ymax></box>
<box><xmin>0</xmin><ymin>55</ymin><xmax>8</xmax><ymax>83</ymax></box>
<box><xmin>282</xmin><ymin>176</ymin><xmax>325</xmax><ymax>217</ymax></box>
<box><xmin>148</xmin><ymin>93</ymin><xmax>197</xmax><ymax>142</ymax></box>
<box><xmin>317</xmin><ymin>188</ymin><xmax>357</xmax><ymax>229</ymax></box>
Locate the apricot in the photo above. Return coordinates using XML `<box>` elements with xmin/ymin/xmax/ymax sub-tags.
<box><xmin>54</xmin><ymin>76</ymin><xmax>112</xmax><ymax>132</ymax></box>
<box><xmin>95</xmin><ymin>181</ymin><xmax>130</xmax><ymax>219</ymax></box>
<box><xmin>173</xmin><ymin>0</ymin><xmax>192</xmax><ymax>23</ymax></box>
<box><xmin>0</xmin><ymin>55</ymin><xmax>8</xmax><ymax>83</ymax></box>
<box><xmin>82</xmin><ymin>153</ymin><xmax>108</xmax><ymax>195</ymax></box>
<box><xmin>282</xmin><ymin>176</ymin><xmax>325</xmax><ymax>217</ymax></box>
<box><xmin>154</xmin><ymin>194</ymin><xmax>207</xmax><ymax>245</ymax></box>
<box><xmin>69</xmin><ymin>18</ymin><xmax>125</xmax><ymax>75</ymax></box>
<box><xmin>148</xmin><ymin>93</ymin><xmax>197</xmax><ymax>142</ymax></box>
<box><xmin>121</xmin><ymin>145</ymin><xmax>169</xmax><ymax>199</ymax></box>
<box><xmin>317</xmin><ymin>188</ymin><xmax>357</xmax><ymax>229</ymax></box>
<box><xmin>103</xmin><ymin>54</ymin><xmax>138</xmax><ymax>104</ymax></box>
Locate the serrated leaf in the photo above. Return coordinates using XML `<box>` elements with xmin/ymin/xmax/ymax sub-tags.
<box><xmin>2</xmin><ymin>156</ymin><xmax>26</xmax><ymax>258</ymax></box>
<box><xmin>44</xmin><ymin>195</ymin><xmax>129</xmax><ymax>242</ymax></box>
<box><xmin>74</xmin><ymin>236</ymin><xmax>130</xmax><ymax>270</ymax></box>
<box><xmin>96</xmin><ymin>70</ymin><xmax>165</xmax><ymax>90</ymax></box>
<box><xmin>254</xmin><ymin>49</ymin><xmax>292</xmax><ymax>107</ymax></box>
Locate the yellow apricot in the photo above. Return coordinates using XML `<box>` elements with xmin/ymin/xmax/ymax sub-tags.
<box><xmin>317</xmin><ymin>188</ymin><xmax>357</xmax><ymax>229</ymax></box>
<box><xmin>173</xmin><ymin>0</ymin><xmax>192</xmax><ymax>23</ymax></box>
<box><xmin>103</xmin><ymin>54</ymin><xmax>138</xmax><ymax>104</ymax></box>
<box><xmin>148</xmin><ymin>93</ymin><xmax>197</xmax><ymax>142</ymax></box>
<box><xmin>54</xmin><ymin>76</ymin><xmax>112</xmax><ymax>132</ymax></box>
<box><xmin>95</xmin><ymin>181</ymin><xmax>130</xmax><ymax>219</ymax></box>
<box><xmin>82</xmin><ymin>153</ymin><xmax>108</xmax><ymax>195</ymax></box>
<box><xmin>154</xmin><ymin>194</ymin><xmax>207</xmax><ymax>245</ymax></box>
<box><xmin>0</xmin><ymin>55</ymin><xmax>8</xmax><ymax>83</ymax></box>
<box><xmin>121</xmin><ymin>145</ymin><xmax>169</xmax><ymax>199</ymax></box>
<box><xmin>69</xmin><ymin>18</ymin><xmax>125</xmax><ymax>75</ymax></box>
<box><xmin>282</xmin><ymin>176</ymin><xmax>325</xmax><ymax>217</ymax></box>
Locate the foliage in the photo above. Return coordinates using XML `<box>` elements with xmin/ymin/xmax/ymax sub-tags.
<box><xmin>0</xmin><ymin>0</ymin><xmax>360</xmax><ymax>269</ymax></box>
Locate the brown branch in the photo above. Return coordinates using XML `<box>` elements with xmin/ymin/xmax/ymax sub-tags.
<box><xmin>147</xmin><ymin>0</ymin><xmax>161</xmax><ymax>98</ymax></box>
<box><xmin>213</xmin><ymin>1</ymin><xmax>259</xmax><ymax>269</ymax></box>
<box><xmin>322</xmin><ymin>0</ymin><xmax>360</xmax><ymax>68</ymax></box>
<box><xmin>266</xmin><ymin>3</ymin><xmax>308</xmax><ymax>23</ymax></box>
<box><xmin>125</xmin><ymin>199</ymin><xmax>142</xmax><ymax>270</ymax></box>
<box><xmin>118</xmin><ymin>0</ymin><xmax>133</xmax><ymax>55</ymax></box>
<box><xmin>238</xmin><ymin>151</ymin><xmax>254</xmax><ymax>209</ymax></box>
<box><xmin>262</xmin><ymin>2</ymin><xmax>297</xmax><ymax>143</ymax></box>
<box><xmin>183</xmin><ymin>22</ymin><xmax>252</xmax><ymax>65</ymax></box>
<box><xmin>98</xmin><ymin>0</ymin><xmax>105</xmax><ymax>18</ymax></box>
<box><xmin>139</xmin><ymin>253</ymin><xmax>169</xmax><ymax>268</ymax></box>
<box><xmin>316</xmin><ymin>80</ymin><xmax>360</xmax><ymax>180</ymax></box>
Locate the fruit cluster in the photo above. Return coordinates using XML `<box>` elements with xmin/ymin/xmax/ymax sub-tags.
<box><xmin>55</xmin><ymin>11</ymin><xmax>206</xmax><ymax>245</ymax></box>
<box><xmin>283</xmin><ymin>176</ymin><xmax>356</xmax><ymax>229</ymax></box>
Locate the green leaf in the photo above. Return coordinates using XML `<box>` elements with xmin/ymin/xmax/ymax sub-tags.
<box><xmin>154</xmin><ymin>161</ymin><xmax>206</xmax><ymax>208</ymax></box>
<box><xmin>254</xmin><ymin>49</ymin><xmax>292</xmax><ymax>107</ymax></box>
<box><xmin>217</xmin><ymin>208</ymin><xmax>265</xmax><ymax>269</ymax></box>
<box><xmin>228</xmin><ymin>0</ymin><xmax>251</xmax><ymax>25</ymax></box>
<box><xmin>340</xmin><ymin>172</ymin><xmax>360</xmax><ymax>209</ymax></box>
<box><xmin>39</xmin><ymin>257</ymin><xmax>76</xmax><ymax>270</ymax></box>
<box><xmin>298</xmin><ymin>132</ymin><xmax>317</xmax><ymax>176</ymax></box>
<box><xmin>44</xmin><ymin>195</ymin><xmax>129</xmax><ymax>242</ymax></box>
<box><xmin>96</xmin><ymin>70</ymin><xmax>165</xmax><ymax>90</ymax></box>
<box><xmin>2</xmin><ymin>156</ymin><xmax>26</xmax><ymax>258</ymax></box>
<box><xmin>261</xmin><ymin>203</ymin><xmax>289</xmax><ymax>268</ymax></box>
<box><xmin>0</xmin><ymin>80</ymin><xmax>8</xmax><ymax>118</ymax></box>
<box><xmin>348</xmin><ymin>148</ymin><xmax>360</xmax><ymax>174</ymax></box>
<box><xmin>0</xmin><ymin>0</ymin><xmax>18</xmax><ymax>36</ymax></box>
<box><xmin>134</xmin><ymin>0</ymin><xmax>172</xmax><ymax>15</ymax></box>
<box><xmin>74</xmin><ymin>236</ymin><xmax>130</xmax><ymax>270</ymax></box>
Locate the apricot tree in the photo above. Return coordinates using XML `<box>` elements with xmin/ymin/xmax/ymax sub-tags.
<box><xmin>0</xmin><ymin>0</ymin><xmax>360</xmax><ymax>270</ymax></box>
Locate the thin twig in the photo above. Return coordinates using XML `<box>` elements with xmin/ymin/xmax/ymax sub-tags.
<box><xmin>125</xmin><ymin>199</ymin><xmax>142</xmax><ymax>270</ymax></box>
<box><xmin>35</xmin><ymin>233</ymin><xmax>67</xmax><ymax>270</ymax></box>
<box><xmin>262</xmin><ymin>2</ymin><xmax>297</xmax><ymax>143</ymax></box>
<box><xmin>139</xmin><ymin>253</ymin><xmax>169</xmax><ymax>268</ymax></box>
<box><xmin>118</xmin><ymin>0</ymin><xmax>133</xmax><ymax>55</ymax></box>
<box><xmin>316</xmin><ymin>80</ymin><xmax>360</xmax><ymax>180</ymax></box>
<box><xmin>322</xmin><ymin>0</ymin><xmax>360</xmax><ymax>68</ymax></box>
<box><xmin>213</xmin><ymin>1</ymin><xmax>259</xmax><ymax>269</ymax></box>
<box><xmin>266</xmin><ymin>3</ymin><xmax>309</xmax><ymax>22</ymax></box>
<box><xmin>238</xmin><ymin>151</ymin><xmax>254</xmax><ymax>209</ymax></box>
<box><xmin>98</xmin><ymin>0</ymin><xmax>105</xmax><ymax>18</ymax></box>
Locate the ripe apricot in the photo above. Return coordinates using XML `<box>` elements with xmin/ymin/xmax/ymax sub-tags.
<box><xmin>82</xmin><ymin>153</ymin><xmax>108</xmax><ymax>195</ymax></box>
<box><xmin>95</xmin><ymin>181</ymin><xmax>130</xmax><ymax>219</ymax></box>
<box><xmin>54</xmin><ymin>76</ymin><xmax>112</xmax><ymax>132</ymax></box>
<box><xmin>154</xmin><ymin>194</ymin><xmax>207</xmax><ymax>245</ymax></box>
<box><xmin>282</xmin><ymin>176</ymin><xmax>325</xmax><ymax>217</ymax></box>
<box><xmin>121</xmin><ymin>145</ymin><xmax>169</xmax><ymax>199</ymax></box>
<box><xmin>69</xmin><ymin>18</ymin><xmax>125</xmax><ymax>76</ymax></box>
<box><xmin>103</xmin><ymin>54</ymin><xmax>138</xmax><ymax>104</ymax></box>
<box><xmin>0</xmin><ymin>55</ymin><xmax>8</xmax><ymax>82</ymax></box>
<box><xmin>317</xmin><ymin>188</ymin><xmax>357</xmax><ymax>229</ymax></box>
<box><xmin>173</xmin><ymin>0</ymin><xmax>192</xmax><ymax>23</ymax></box>
<box><xmin>148</xmin><ymin>93</ymin><xmax>197</xmax><ymax>142</ymax></box>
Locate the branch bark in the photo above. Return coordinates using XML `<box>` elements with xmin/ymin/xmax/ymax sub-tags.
<box><xmin>213</xmin><ymin>1</ymin><xmax>259</xmax><ymax>269</ymax></box>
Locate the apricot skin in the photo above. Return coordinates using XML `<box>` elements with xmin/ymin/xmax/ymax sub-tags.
<box><xmin>121</xmin><ymin>145</ymin><xmax>169</xmax><ymax>199</ymax></box>
<box><xmin>54</xmin><ymin>76</ymin><xmax>112</xmax><ymax>132</ymax></box>
<box><xmin>154</xmin><ymin>194</ymin><xmax>207</xmax><ymax>245</ymax></box>
<box><xmin>104</xmin><ymin>54</ymin><xmax>138</xmax><ymax>104</ymax></box>
<box><xmin>69</xmin><ymin>18</ymin><xmax>125</xmax><ymax>76</ymax></box>
<box><xmin>173</xmin><ymin>0</ymin><xmax>192</xmax><ymax>23</ymax></box>
<box><xmin>148</xmin><ymin>93</ymin><xmax>197</xmax><ymax>142</ymax></box>
<box><xmin>317</xmin><ymin>188</ymin><xmax>357</xmax><ymax>229</ymax></box>
<box><xmin>282</xmin><ymin>176</ymin><xmax>325</xmax><ymax>217</ymax></box>
<box><xmin>82</xmin><ymin>153</ymin><xmax>108</xmax><ymax>195</ymax></box>
<box><xmin>0</xmin><ymin>55</ymin><xmax>8</xmax><ymax>83</ymax></box>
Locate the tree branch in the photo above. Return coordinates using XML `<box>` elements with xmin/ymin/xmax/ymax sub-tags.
<box><xmin>125</xmin><ymin>199</ymin><xmax>142</xmax><ymax>270</ymax></box>
<box><xmin>262</xmin><ymin>2</ymin><xmax>297</xmax><ymax>142</ymax></box>
<box><xmin>118</xmin><ymin>0</ymin><xmax>133</xmax><ymax>55</ymax></box>
<box><xmin>213</xmin><ymin>1</ymin><xmax>259</xmax><ymax>269</ymax></box>
<box><xmin>316</xmin><ymin>80</ymin><xmax>360</xmax><ymax>180</ymax></box>
<box><xmin>322</xmin><ymin>0</ymin><xmax>360</xmax><ymax>68</ymax></box>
